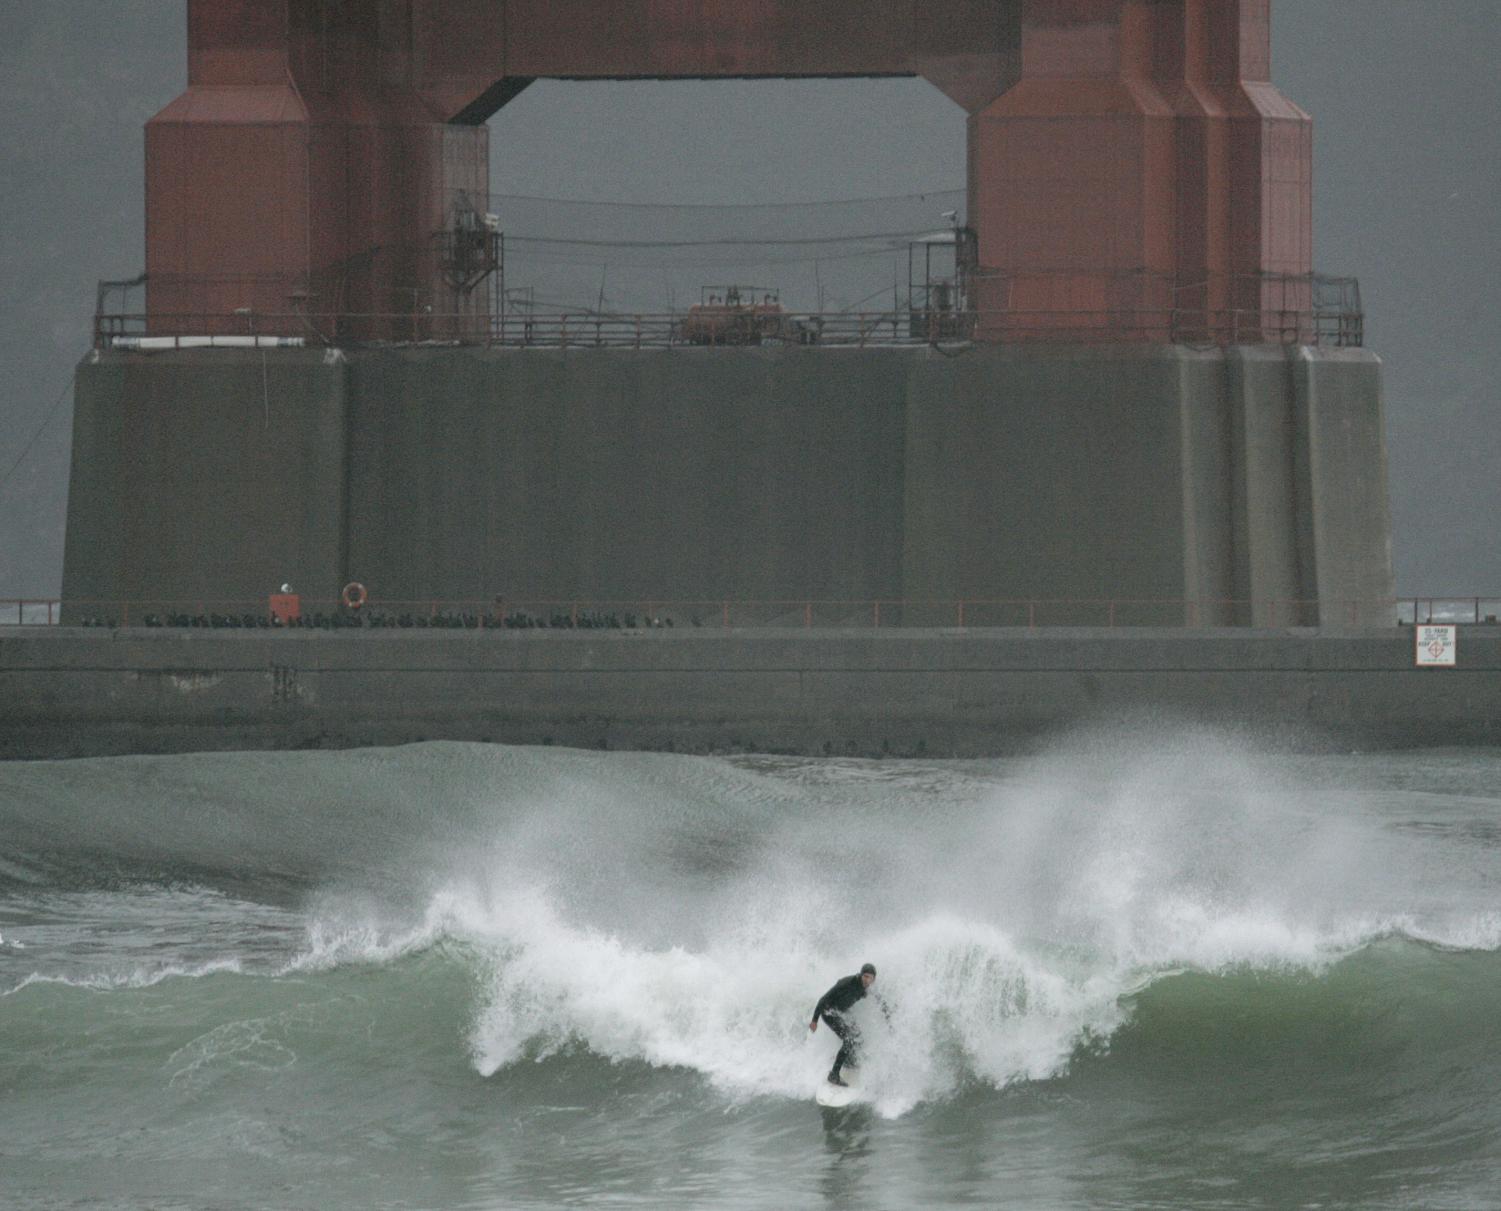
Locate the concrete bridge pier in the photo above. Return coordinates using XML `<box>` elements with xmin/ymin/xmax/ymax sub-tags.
<box><xmin>62</xmin><ymin>343</ymin><xmax>1392</xmax><ymax>628</ymax></box>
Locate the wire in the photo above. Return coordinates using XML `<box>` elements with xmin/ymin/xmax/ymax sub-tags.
<box><xmin>503</xmin><ymin>245</ymin><xmax>903</xmax><ymax>270</ymax></box>
<box><xmin>836</xmin><ymin>282</ymin><xmax>905</xmax><ymax>314</ymax></box>
<box><xmin>0</xmin><ymin>372</ymin><xmax>75</xmax><ymax>494</ymax></box>
<box><xmin>488</xmin><ymin>188</ymin><xmax>965</xmax><ymax>211</ymax></box>
<box><xmin>505</xmin><ymin>228</ymin><xmax>945</xmax><ymax>250</ymax></box>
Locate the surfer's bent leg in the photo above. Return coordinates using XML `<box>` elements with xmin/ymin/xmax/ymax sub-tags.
<box><xmin>822</xmin><ymin>1013</ymin><xmax>862</xmax><ymax>1084</ymax></box>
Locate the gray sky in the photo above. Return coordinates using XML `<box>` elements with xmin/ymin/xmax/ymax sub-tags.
<box><xmin>1</xmin><ymin>1</ymin><xmax>1497</xmax><ymax>598</ymax></box>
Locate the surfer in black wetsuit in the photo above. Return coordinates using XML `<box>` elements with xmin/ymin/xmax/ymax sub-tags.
<box><xmin>809</xmin><ymin>962</ymin><xmax>880</xmax><ymax>1086</ymax></box>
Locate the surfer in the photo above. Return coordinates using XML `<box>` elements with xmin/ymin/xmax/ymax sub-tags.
<box><xmin>809</xmin><ymin>962</ymin><xmax>881</xmax><ymax>1086</ymax></box>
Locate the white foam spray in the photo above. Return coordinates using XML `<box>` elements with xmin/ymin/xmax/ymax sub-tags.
<box><xmin>275</xmin><ymin>730</ymin><xmax>1501</xmax><ymax>1117</ymax></box>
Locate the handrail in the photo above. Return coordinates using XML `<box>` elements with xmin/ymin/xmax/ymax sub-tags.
<box><xmin>93</xmin><ymin>304</ymin><xmax>1363</xmax><ymax>351</ymax></box>
<box><xmin>93</xmin><ymin>269</ymin><xmax>1364</xmax><ymax>350</ymax></box>
<box><xmin>7</xmin><ymin>596</ymin><xmax>1496</xmax><ymax>629</ymax></box>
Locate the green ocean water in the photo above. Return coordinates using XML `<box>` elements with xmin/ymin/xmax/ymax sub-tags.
<box><xmin>1</xmin><ymin>732</ymin><xmax>1499</xmax><ymax>1210</ymax></box>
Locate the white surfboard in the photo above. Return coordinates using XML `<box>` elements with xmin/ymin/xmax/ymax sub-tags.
<box><xmin>814</xmin><ymin>1070</ymin><xmax>861</xmax><ymax>1108</ymax></box>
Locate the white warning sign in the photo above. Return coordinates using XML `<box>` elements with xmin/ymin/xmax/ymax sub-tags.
<box><xmin>1414</xmin><ymin>624</ymin><xmax>1457</xmax><ymax>667</ymax></box>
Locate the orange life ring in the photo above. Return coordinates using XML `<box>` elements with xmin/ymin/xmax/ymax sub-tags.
<box><xmin>341</xmin><ymin>581</ymin><xmax>368</xmax><ymax>610</ymax></box>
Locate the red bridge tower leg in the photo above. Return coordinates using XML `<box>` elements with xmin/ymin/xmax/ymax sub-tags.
<box><xmin>146</xmin><ymin>1</ymin><xmax>488</xmax><ymax>341</ymax></box>
<box><xmin>144</xmin><ymin>1</ymin><xmax>1310</xmax><ymax>345</ymax></box>
<box><xmin>967</xmin><ymin>0</ymin><xmax>1311</xmax><ymax>340</ymax></box>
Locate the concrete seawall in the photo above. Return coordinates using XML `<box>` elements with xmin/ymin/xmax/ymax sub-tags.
<box><xmin>3</xmin><ymin>628</ymin><xmax>1497</xmax><ymax>760</ymax></box>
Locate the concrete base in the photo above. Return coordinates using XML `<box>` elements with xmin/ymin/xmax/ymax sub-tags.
<box><xmin>3</xmin><ymin>627</ymin><xmax>1497</xmax><ymax>761</ymax></box>
<box><xmin>61</xmin><ymin>344</ymin><xmax>1393</xmax><ymax>625</ymax></box>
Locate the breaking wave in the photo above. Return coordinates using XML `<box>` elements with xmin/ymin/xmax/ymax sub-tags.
<box><xmin>4</xmin><ymin>734</ymin><xmax>1497</xmax><ymax>1123</ymax></box>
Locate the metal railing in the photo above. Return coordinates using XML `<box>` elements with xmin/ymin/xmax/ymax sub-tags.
<box><xmin>93</xmin><ymin>270</ymin><xmax>1364</xmax><ymax>351</ymax></box>
<box><xmin>10</xmin><ymin>596</ymin><xmax>1494</xmax><ymax>631</ymax></box>
<box><xmin>93</xmin><ymin>306</ymin><xmax>1363</xmax><ymax>351</ymax></box>
<box><xmin>1401</xmin><ymin>597</ymin><xmax>1501</xmax><ymax>625</ymax></box>
<box><xmin>2</xmin><ymin>599</ymin><xmax>59</xmax><ymax>625</ymax></box>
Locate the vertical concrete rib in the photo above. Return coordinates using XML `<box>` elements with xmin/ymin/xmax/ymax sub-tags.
<box><xmin>1178</xmin><ymin>349</ymin><xmax>1235</xmax><ymax>626</ymax></box>
<box><xmin>1294</xmin><ymin>348</ymin><xmax>1396</xmax><ymax>626</ymax></box>
<box><xmin>1224</xmin><ymin>346</ymin><xmax>1252</xmax><ymax>624</ymax></box>
<box><xmin>60</xmin><ymin>355</ymin><xmax>127</xmax><ymax>622</ymax></box>
<box><xmin>1228</xmin><ymin>346</ymin><xmax>1309</xmax><ymax>625</ymax></box>
<box><xmin>333</xmin><ymin>350</ymin><xmax>353</xmax><ymax>593</ymax></box>
<box><xmin>1289</xmin><ymin>347</ymin><xmax>1319</xmax><ymax>623</ymax></box>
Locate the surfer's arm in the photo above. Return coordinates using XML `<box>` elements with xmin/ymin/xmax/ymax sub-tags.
<box><xmin>810</xmin><ymin>985</ymin><xmax>834</xmax><ymax>1028</ymax></box>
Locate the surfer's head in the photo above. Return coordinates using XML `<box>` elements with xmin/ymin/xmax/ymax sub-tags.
<box><xmin>860</xmin><ymin>962</ymin><xmax>876</xmax><ymax>988</ymax></box>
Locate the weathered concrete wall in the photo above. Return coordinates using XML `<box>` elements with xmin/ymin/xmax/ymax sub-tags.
<box><xmin>344</xmin><ymin>347</ymin><xmax>908</xmax><ymax>604</ymax></box>
<box><xmin>1296</xmin><ymin>348</ymin><xmax>1395</xmax><ymax>626</ymax></box>
<box><xmin>3</xmin><ymin>627</ymin><xmax>1497</xmax><ymax>760</ymax></box>
<box><xmin>899</xmin><ymin>344</ymin><xmax>1394</xmax><ymax>627</ymax></box>
<box><xmin>1229</xmin><ymin>345</ymin><xmax>1311</xmax><ymax>626</ymax></box>
<box><xmin>62</xmin><ymin>344</ymin><xmax>1392</xmax><ymax>624</ymax></box>
<box><xmin>902</xmin><ymin>345</ymin><xmax>1189</xmax><ymax>624</ymax></box>
<box><xmin>61</xmin><ymin>349</ymin><xmax>349</xmax><ymax>618</ymax></box>
<box><xmin>1178</xmin><ymin>352</ymin><xmax>1237</xmax><ymax>625</ymax></box>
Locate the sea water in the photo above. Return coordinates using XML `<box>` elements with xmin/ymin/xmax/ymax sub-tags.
<box><xmin>1</xmin><ymin>730</ymin><xmax>1498</xmax><ymax>1209</ymax></box>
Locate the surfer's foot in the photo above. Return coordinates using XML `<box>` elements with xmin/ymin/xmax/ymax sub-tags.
<box><xmin>828</xmin><ymin>1074</ymin><xmax>848</xmax><ymax>1087</ymax></box>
